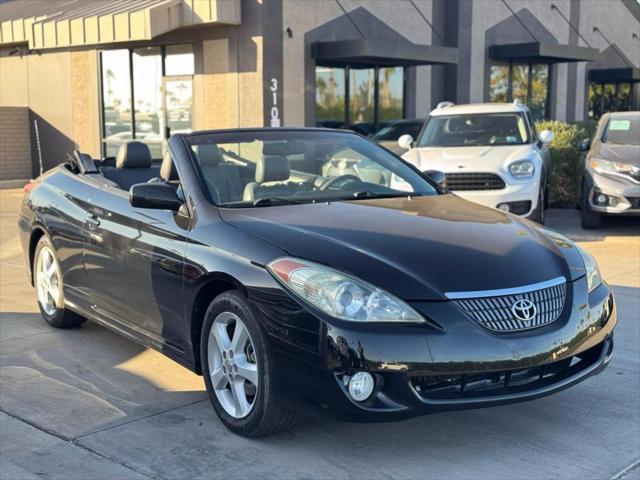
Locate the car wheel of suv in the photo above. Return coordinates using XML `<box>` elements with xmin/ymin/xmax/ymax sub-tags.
<box><xmin>34</xmin><ymin>236</ymin><xmax>86</xmax><ymax>328</ymax></box>
<box><xmin>201</xmin><ymin>291</ymin><xmax>298</xmax><ymax>437</ymax></box>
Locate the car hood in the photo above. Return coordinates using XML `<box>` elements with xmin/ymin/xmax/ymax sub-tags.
<box><xmin>594</xmin><ymin>142</ymin><xmax>640</xmax><ymax>166</ymax></box>
<box><xmin>220</xmin><ymin>195</ymin><xmax>585</xmax><ymax>300</ymax></box>
<box><xmin>402</xmin><ymin>145</ymin><xmax>533</xmax><ymax>172</ymax></box>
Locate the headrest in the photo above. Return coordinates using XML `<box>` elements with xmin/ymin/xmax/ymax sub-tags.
<box><xmin>256</xmin><ymin>155</ymin><xmax>290</xmax><ymax>183</ymax></box>
<box><xmin>197</xmin><ymin>144</ymin><xmax>223</xmax><ymax>167</ymax></box>
<box><xmin>160</xmin><ymin>150</ymin><xmax>178</xmax><ymax>181</ymax></box>
<box><xmin>116</xmin><ymin>141</ymin><xmax>152</xmax><ymax>169</ymax></box>
<box><xmin>262</xmin><ymin>142</ymin><xmax>291</xmax><ymax>156</ymax></box>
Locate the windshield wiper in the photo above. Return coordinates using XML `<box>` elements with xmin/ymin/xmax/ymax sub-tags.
<box><xmin>252</xmin><ymin>197</ymin><xmax>310</xmax><ymax>207</ymax></box>
<box><xmin>349</xmin><ymin>191</ymin><xmax>418</xmax><ymax>200</ymax></box>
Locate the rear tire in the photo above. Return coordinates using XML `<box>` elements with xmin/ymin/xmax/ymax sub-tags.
<box><xmin>201</xmin><ymin>291</ymin><xmax>298</xmax><ymax>437</ymax></box>
<box><xmin>33</xmin><ymin>236</ymin><xmax>85</xmax><ymax>328</ymax></box>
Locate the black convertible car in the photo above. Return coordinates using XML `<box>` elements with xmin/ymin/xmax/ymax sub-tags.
<box><xmin>18</xmin><ymin>128</ymin><xmax>615</xmax><ymax>437</ymax></box>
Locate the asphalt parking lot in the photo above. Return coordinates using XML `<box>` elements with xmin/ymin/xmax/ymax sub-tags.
<box><xmin>0</xmin><ymin>187</ymin><xmax>638</xmax><ymax>480</ymax></box>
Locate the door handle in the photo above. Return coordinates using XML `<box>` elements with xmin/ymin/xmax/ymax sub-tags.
<box><xmin>86</xmin><ymin>213</ymin><xmax>100</xmax><ymax>230</ymax></box>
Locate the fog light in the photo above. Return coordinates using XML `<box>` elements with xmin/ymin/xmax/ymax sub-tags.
<box><xmin>497</xmin><ymin>203</ymin><xmax>510</xmax><ymax>212</ymax></box>
<box><xmin>595</xmin><ymin>193</ymin><xmax>608</xmax><ymax>206</ymax></box>
<box><xmin>348</xmin><ymin>372</ymin><xmax>375</xmax><ymax>402</ymax></box>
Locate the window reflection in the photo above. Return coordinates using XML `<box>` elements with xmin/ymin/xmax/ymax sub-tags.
<box><xmin>315</xmin><ymin>66</ymin><xmax>346</xmax><ymax>128</ymax></box>
<box><xmin>511</xmin><ymin>64</ymin><xmax>529</xmax><ymax>104</ymax></box>
<box><xmin>101</xmin><ymin>50</ymin><xmax>132</xmax><ymax>157</ymax></box>
<box><xmin>530</xmin><ymin>64</ymin><xmax>549</xmax><ymax>120</ymax></box>
<box><xmin>349</xmin><ymin>68</ymin><xmax>375</xmax><ymax>134</ymax></box>
<box><xmin>378</xmin><ymin>67</ymin><xmax>404</xmax><ymax>124</ymax></box>
<box><xmin>490</xmin><ymin>64</ymin><xmax>510</xmax><ymax>102</ymax></box>
<box><xmin>588</xmin><ymin>82</ymin><xmax>632</xmax><ymax>120</ymax></box>
<box><xmin>165</xmin><ymin>79</ymin><xmax>193</xmax><ymax>135</ymax></box>
<box><xmin>133</xmin><ymin>47</ymin><xmax>163</xmax><ymax>159</ymax></box>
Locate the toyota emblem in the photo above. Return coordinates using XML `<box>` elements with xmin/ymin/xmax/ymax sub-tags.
<box><xmin>511</xmin><ymin>299</ymin><xmax>537</xmax><ymax>322</ymax></box>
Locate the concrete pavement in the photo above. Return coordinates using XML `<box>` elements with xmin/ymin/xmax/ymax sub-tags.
<box><xmin>0</xmin><ymin>188</ymin><xmax>638</xmax><ymax>480</ymax></box>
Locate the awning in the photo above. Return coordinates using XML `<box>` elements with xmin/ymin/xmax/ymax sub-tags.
<box><xmin>0</xmin><ymin>0</ymin><xmax>240</xmax><ymax>50</ymax></box>
<box><xmin>489</xmin><ymin>41</ymin><xmax>599</xmax><ymax>63</ymax></box>
<box><xmin>312</xmin><ymin>39</ymin><xmax>458</xmax><ymax>67</ymax></box>
<box><xmin>589</xmin><ymin>68</ymin><xmax>640</xmax><ymax>83</ymax></box>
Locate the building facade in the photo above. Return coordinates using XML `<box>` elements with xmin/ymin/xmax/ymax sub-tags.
<box><xmin>1</xmin><ymin>0</ymin><xmax>639</xmax><ymax>181</ymax></box>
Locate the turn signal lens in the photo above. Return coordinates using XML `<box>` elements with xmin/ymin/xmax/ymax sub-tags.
<box><xmin>267</xmin><ymin>257</ymin><xmax>424</xmax><ymax>323</ymax></box>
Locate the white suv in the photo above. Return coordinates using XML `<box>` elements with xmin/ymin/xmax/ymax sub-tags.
<box><xmin>399</xmin><ymin>101</ymin><xmax>554</xmax><ymax>223</ymax></box>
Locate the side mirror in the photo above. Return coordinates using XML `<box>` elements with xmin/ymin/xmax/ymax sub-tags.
<box><xmin>129</xmin><ymin>182</ymin><xmax>182</xmax><ymax>211</ymax></box>
<box><xmin>578</xmin><ymin>138</ymin><xmax>591</xmax><ymax>152</ymax></box>
<box><xmin>538</xmin><ymin>129</ymin><xmax>554</xmax><ymax>145</ymax></box>
<box><xmin>424</xmin><ymin>170</ymin><xmax>447</xmax><ymax>190</ymax></box>
<box><xmin>397</xmin><ymin>134</ymin><xmax>414</xmax><ymax>150</ymax></box>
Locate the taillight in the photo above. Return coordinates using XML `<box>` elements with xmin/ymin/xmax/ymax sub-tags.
<box><xmin>23</xmin><ymin>181</ymin><xmax>36</xmax><ymax>194</ymax></box>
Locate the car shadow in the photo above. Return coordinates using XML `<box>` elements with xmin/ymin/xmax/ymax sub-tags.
<box><xmin>0</xmin><ymin>311</ymin><xmax>206</xmax><ymax>440</ymax></box>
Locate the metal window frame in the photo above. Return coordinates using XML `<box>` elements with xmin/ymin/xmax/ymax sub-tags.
<box><xmin>316</xmin><ymin>64</ymin><xmax>406</xmax><ymax>130</ymax></box>
<box><xmin>99</xmin><ymin>44</ymin><xmax>194</xmax><ymax>157</ymax></box>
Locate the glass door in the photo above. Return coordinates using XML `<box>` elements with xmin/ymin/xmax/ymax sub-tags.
<box><xmin>163</xmin><ymin>76</ymin><xmax>193</xmax><ymax>139</ymax></box>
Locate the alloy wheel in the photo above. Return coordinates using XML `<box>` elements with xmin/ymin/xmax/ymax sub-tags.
<box><xmin>36</xmin><ymin>246</ymin><xmax>61</xmax><ymax>316</ymax></box>
<box><xmin>207</xmin><ymin>311</ymin><xmax>259</xmax><ymax>418</ymax></box>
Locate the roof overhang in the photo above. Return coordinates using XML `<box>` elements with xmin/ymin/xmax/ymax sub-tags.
<box><xmin>489</xmin><ymin>41</ymin><xmax>599</xmax><ymax>63</ymax></box>
<box><xmin>0</xmin><ymin>0</ymin><xmax>240</xmax><ymax>50</ymax></box>
<box><xmin>589</xmin><ymin>67</ymin><xmax>640</xmax><ymax>83</ymax></box>
<box><xmin>312</xmin><ymin>39</ymin><xmax>458</xmax><ymax>67</ymax></box>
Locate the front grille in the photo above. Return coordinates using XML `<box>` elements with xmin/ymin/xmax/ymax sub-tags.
<box><xmin>411</xmin><ymin>340</ymin><xmax>608</xmax><ymax>400</ymax></box>
<box><xmin>445</xmin><ymin>172</ymin><xmax>506</xmax><ymax>191</ymax></box>
<box><xmin>454</xmin><ymin>282</ymin><xmax>566</xmax><ymax>332</ymax></box>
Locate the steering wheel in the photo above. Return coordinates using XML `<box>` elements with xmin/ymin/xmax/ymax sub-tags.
<box><xmin>320</xmin><ymin>174</ymin><xmax>361</xmax><ymax>191</ymax></box>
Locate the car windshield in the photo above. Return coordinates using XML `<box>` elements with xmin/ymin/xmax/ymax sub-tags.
<box><xmin>602</xmin><ymin>115</ymin><xmax>640</xmax><ymax>146</ymax></box>
<box><xmin>185</xmin><ymin>130</ymin><xmax>438</xmax><ymax>207</ymax></box>
<box><xmin>371</xmin><ymin>120</ymin><xmax>424</xmax><ymax>141</ymax></box>
<box><xmin>417</xmin><ymin>113</ymin><xmax>530</xmax><ymax>147</ymax></box>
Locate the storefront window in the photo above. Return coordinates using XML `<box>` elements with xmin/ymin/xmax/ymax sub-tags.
<box><xmin>488</xmin><ymin>61</ymin><xmax>550</xmax><ymax>121</ymax></box>
<box><xmin>489</xmin><ymin>64</ymin><xmax>509</xmax><ymax>102</ymax></box>
<box><xmin>101</xmin><ymin>50</ymin><xmax>132</xmax><ymax>157</ymax></box>
<box><xmin>349</xmin><ymin>68</ymin><xmax>375</xmax><ymax>134</ymax></box>
<box><xmin>133</xmin><ymin>47</ymin><xmax>163</xmax><ymax>159</ymax></box>
<box><xmin>530</xmin><ymin>64</ymin><xmax>549</xmax><ymax>120</ymax></box>
<box><xmin>100</xmin><ymin>46</ymin><xmax>195</xmax><ymax>158</ymax></box>
<box><xmin>588</xmin><ymin>82</ymin><xmax>633</xmax><ymax>119</ymax></box>
<box><xmin>378</xmin><ymin>67</ymin><xmax>404</xmax><ymax>124</ymax></box>
<box><xmin>315</xmin><ymin>67</ymin><xmax>346</xmax><ymax>128</ymax></box>
<box><xmin>315</xmin><ymin>65</ymin><xmax>404</xmax><ymax>134</ymax></box>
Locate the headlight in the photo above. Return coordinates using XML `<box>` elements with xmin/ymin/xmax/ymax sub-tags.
<box><xmin>509</xmin><ymin>160</ymin><xmax>535</xmax><ymax>178</ymax></box>
<box><xmin>267</xmin><ymin>258</ymin><xmax>424</xmax><ymax>323</ymax></box>
<box><xmin>576</xmin><ymin>245</ymin><xmax>602</xmax><ymax>293</ymax></box>
<box><xmin>591</xmin><ymin>158</ymin><xmax>638</xmax><ymax>176</ymax></box>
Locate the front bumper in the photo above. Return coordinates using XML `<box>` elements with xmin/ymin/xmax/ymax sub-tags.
<box><xmin>271</xmin><ymin>278</ymin><xmax>616</xmax><ymax>422</ymax></box>
<box><xmin>453</xmin><ymin>179</ymin><xmax>539</xmax><ymax>217</ymax></box>
<box><xmin>585</xmin><ymin>170</ymin><xmax>640</xmax><ymax>215</ymax></box>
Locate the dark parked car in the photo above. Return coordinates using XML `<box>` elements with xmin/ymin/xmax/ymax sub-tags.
<box><xmin>370</xmin><ymin>118</ymin><xmax>425</xmax><ymax>153</ymax></box>
<box><xmin>19</xmin><ymin>128</ymin><xmax>615</xmax><ymax>437</ymax></box>
<box><xmin>579</xmin><ymin>111</ymin><xmax>640</xmax><ymax>228</ymax></box>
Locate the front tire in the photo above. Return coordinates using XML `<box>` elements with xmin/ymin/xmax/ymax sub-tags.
<box><xmin>33</xmin><ymin>236</ymin><xmax>85</xmax><ymax>328</ymax></box>
<box><xmin>201</xmin><ymin>291</ymin><xmax>298</xmax><ymax>437</ymax></box>
<box><xmin>580</xmin><ymin>179</ymin><xmax>602</xmax><ymax>229</ymax></box>
<box><xmin>531</xmin><ymin>185</ymin><xmax>546</xmax><ymax>224</ymax></box>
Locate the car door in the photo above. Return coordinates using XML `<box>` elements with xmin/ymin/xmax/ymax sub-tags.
<box><xmin>81</xmin><ymin>177</ymin><xmax>190</xmax><ymax>351</ymax></box>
